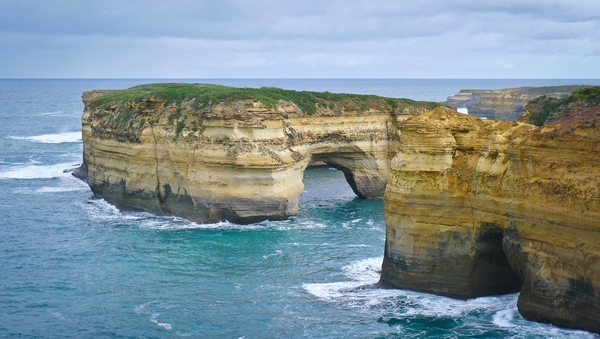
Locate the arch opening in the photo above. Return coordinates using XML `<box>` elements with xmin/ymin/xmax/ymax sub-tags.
<box><xmin>306</xmin><ymin>152</ymin><xmax>387</xmax><ymax>200</ymax></box>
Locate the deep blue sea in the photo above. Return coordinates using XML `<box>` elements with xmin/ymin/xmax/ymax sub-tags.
<box><xmin>2</xmin><ymin>79</ymin><xmax>600</xmax><ymax>338</ymax></box>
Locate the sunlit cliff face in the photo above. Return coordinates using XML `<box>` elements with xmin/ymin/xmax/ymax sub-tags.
<box><xmin>381</xmin><ymin>106</ymin><xmax>600</xmax><ymax>334</ymax></box>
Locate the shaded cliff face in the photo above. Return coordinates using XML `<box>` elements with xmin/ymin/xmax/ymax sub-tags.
<box><xmin>79</xmin><ymin>83</ymin><xmax>438</xmax><ymax>224</ymax></box>
<box><xmin>444</xmin><ymin>85</ymin><xmax>591</xmax><ymax>120</ymax></box>
<box><xmin>381</xmin><ymin>106</ymin><xmax>600</xmax><ymax>333</ymax></box>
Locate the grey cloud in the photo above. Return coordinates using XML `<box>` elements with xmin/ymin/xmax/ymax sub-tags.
<box><xmin>0</xmin><ymin>0</ymin><xmax>599</xmax><ymax>78</ymax></box>
<box><xmin>1</xmin><ymin>0</ymin><xmax>597</xmax><ymax>42</ymax></box>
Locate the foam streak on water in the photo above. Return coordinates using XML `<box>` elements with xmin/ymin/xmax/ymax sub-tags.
<box><xmin>0</xmin><ymin>162</ymin><xmax>80</xmax><ymax>179</ymax></box>
<box><xmin>303</xmin><ymin>256</ymin><xmax>598</xmax><ymax>338</ymax></box>
<box><xmin>8</xmin><ymin>131</ymin><xmax>82</xmax><ymax>144</ymax></box>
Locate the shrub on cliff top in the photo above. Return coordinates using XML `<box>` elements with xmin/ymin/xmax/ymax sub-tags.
<box><xmin>87</xmin><ymin>83</ymin><xmax>440</xmax><ymax>115</ymax></box>
<box><xmin>525</xmin><ymin>86</ymin><xmax>600</xmax><ymax>126</ymax></box>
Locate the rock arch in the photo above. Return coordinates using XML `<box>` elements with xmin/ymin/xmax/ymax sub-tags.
<box><xmin>80</xmin><ymin>96</ymin><xmax>399</xmax><ymax>224</ymax></box>
<box><xmin>307</xmin><ymin>145</ymin><xmax>388</xmax><ymax>199</ymax></box>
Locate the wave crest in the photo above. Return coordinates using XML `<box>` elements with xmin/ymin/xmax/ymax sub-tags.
<box><xmin>8</xmin><ymin>132</ymin><xmax>82</xmax><ymax>144</ymax></box>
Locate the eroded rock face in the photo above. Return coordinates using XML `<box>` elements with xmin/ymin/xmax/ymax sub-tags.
<box><xmin>444</xmin><ymin>85</ymin><xmax>591</xmax><ymax>120</ymax></box>
<box><xmin>80</xmin><ymin>84</ymin><xmax>600</xmax><ymax>333</ymax></box>
<box><xmin>380</xmin><ymin>106</ymin><xmax>600</xmax><ymax>333</ymax></box>
<box><xmin>79</xmin><ymin>89</ymin><xmax>433</xmax><ymax>224</ymax></box>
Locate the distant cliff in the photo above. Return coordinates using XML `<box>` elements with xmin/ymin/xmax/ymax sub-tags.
<box><xmin>444</xmin><ymin>85</ymin><xmax>591</xmax><ymax>120</ymax></box>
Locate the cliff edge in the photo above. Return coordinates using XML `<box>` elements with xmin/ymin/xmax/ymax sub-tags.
<box><xmin>381</xmin><ymin>88</ymin><xmax>600</xmax><ymax>333</ymax></box>
<box><xmin>444</xmin><ymin>85</ymin><xmax>591</xmax><ymax>120</ymax></box>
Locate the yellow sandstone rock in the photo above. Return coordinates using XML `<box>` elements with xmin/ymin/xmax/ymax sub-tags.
<box><xmin>77</xmin><ymin>84</ymin><xmax>600</xmax><ymax>334</ymax></box>
<box><xmin>78</xmin><ymin>85</ymin><xmax>434</xmax><ymax>223</ymax></box>
<box><xmin>380</xmin><ymin>106</ymin><xmax>600</xmax><ymax>333</ymax></box>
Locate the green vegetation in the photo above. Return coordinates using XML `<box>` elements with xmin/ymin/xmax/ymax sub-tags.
<box><xmin>88</xmin><ymin>83</ymin><xmax>440</xmax><ymax>116</ymax></box>
<box><xmin>525</xmin><ymin>86</ymin><xmax>600</xmax><ymax>126</ymax></box>
<box><xmin>515</xmin><ymin>85</ymin><xmax>592</xmax><ymax>97</ymax></box>
<box><xmin>176</xmin><ymin>121</ymin><xmax>186</xmax><ymax>135</ymax></box>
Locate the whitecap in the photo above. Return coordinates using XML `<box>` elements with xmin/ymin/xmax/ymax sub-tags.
<box><xmin>263</xmin><ymin>250</ymin><xmax>282</xmax><ymax>259</ymax></box>
<box><xmin>303</xmin><ymin>281</ymin><xmax>362</xmax><ymax>301</ymax></box>
<box><xmin>81</xmin><ymin>197</ymin><xmax>332</xmax><ymax>232</ymax></box>
<box><xmin>8</xmin><ymin>131</ymin><xmax>82</xmax><ymax>144</ymax></box>
<box><xmin>12</xmin><ymin>176</ymin><xmax>89</xmax><ymax>194</ymax></box>
<box><xmin>493</xmin><ymin>308</ymin><xmax>516</xmax><ymax>327</ymax></box>
<box><xmin>135</xmin><ymin>301</ymin><xmax>156</xmax><ymax>314</ymax></box>
<box><xmin>303</xmin><ymin>256</ymin><xmax>383</xmax><ymax>302</ymax></box>
<box><xmin>35</xmin><ymin>185</ymin><xmax>89</xmax><ymax>193</ymax></box>
<box><xmin>39</xmin><ymin>111</ymin><xmax>64</xmax><ymax>115</ymax></box>
<box><xmin>0</xmin><ymin>162</ymin><xmax>79</xmax><ymax>180</ymax></box>
<box><xmin>342</xmin><ymin>256</ymin><xmax>382</xmax><ymax>282</ymax></box>
<box><xmin>150</xmin><ymin>313</ymin><xmax>172</xmax><ymax>330</ymax></box>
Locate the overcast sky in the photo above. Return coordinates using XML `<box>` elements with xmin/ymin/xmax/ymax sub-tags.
<box><xmin>0</xmin><ymin>0</ymin><xmax>599</xmax><ymax>78</ymax></box>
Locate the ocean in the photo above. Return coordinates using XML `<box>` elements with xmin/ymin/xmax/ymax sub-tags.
<box><xmin>1</xmin><ymin>79</ymin><xmax>599</xmax><ymax>338</ymax></box>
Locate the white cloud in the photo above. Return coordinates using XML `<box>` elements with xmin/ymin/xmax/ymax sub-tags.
<box><xmin>0</xmin><ymin>0</ymin><xmax>598</xmax><ymax>78</ymax></box>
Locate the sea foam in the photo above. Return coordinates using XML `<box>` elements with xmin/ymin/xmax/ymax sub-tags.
<box><xmin>12</xmin><ymin>175</ymin><xmax>89</xmax><ymax>194</ymax></box>
<box><xmin>493</xmin><ymin>308</ymin><xmax>516</xmax><ymax>327</ymax></box>
<box><xmin>150</xmin><ymin>314</ymin><xmax>172</xmax><ymax>330</ymax></box>
<box><xmin>8</xmin><ymin>132</ymin><xmax>82</xmax><ymax>144</ymax></box>
<box><xmin>0</xmin><ymin>162</ymin><xmax>79</xmax><ymax>180</ymax></box>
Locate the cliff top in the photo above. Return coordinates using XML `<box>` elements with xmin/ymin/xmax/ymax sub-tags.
<box><xmin>454</xmin><ymin>85</ymin><xmax>592</xmax><ymax>96</ymax></box>
<box><xmin>87</xmin><ymin>83</ymin><xmax>440</xmax><ymax>116</ymax></box>
<box><xmin>523</xmin><ymin>86</ymin><xmax>600</xmax><ymax>126</ymax></box>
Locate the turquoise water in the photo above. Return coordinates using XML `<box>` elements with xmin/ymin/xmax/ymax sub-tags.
<box><xmin>1</xmin><ymin>79</ymin><xmax>599</xmax><ymax>338</ymax></box>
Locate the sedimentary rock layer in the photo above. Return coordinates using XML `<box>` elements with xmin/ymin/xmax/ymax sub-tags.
<box><xmin>79</xmin><ymin>83</ymin><xmax>600</xmax><ymax>334</ymax></box>
<box><xmin>380</xmin><ymin>106</ymin><xmax>600</xmax><ymax>333</ymax></box>
<box><xmin>444</xmin><ymin>85</ymin><xmax>591</xmax><ymax>120</ymax></box>
<box><xmin>78</xmin><ymin>84</ymin><xmax>437</xmax><ymax>224</ymax></box>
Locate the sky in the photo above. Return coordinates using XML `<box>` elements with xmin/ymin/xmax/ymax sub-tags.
<box><xmin>0</xmin><ymin>0</ymin><xmax>599</xmax><ymax>78</ymax></box>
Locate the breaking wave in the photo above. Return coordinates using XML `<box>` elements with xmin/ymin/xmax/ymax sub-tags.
<box><xmin>0</xmin><ymin>162</ymin><xmax>80</xmax><ymax>180</ymax></box>
<box><xmin>8</xmin><ymin>132</ymin><xmax>82</xmax><ymax>144</ymax></box>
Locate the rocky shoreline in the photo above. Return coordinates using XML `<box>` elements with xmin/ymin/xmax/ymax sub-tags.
<box><xmin>78</xmin><ymin>84</ymin><xmax>600</xmax><ymax>334</ymax></box>
<box><xmin>443</xmin><ymin>85</ymin><xmax>591</xmax><ymax>120</ymax></box>
<box><xmin>380</xmin><ymin>104</ymin><xmax>600</xmax><ymax>333</ymax></box>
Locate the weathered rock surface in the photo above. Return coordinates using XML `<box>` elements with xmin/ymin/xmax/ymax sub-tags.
<box><xmin>380</xmin><ymin>105</ymin><xmax>600</xmax><ymax>333</ymax></box>
<box><xmin>444</xmin><ymin>85</ymin><xmax>591</xmax><ymax>120</ymax></box>
<box><xmin>79</xmin><ymin>83</ymin><xmax>600</xmax><ymax>334</ymax></box>
<box><xmin>78</xmin><ymin>83</ymin><xmax>437</xmax><ymax>224</ymax></box>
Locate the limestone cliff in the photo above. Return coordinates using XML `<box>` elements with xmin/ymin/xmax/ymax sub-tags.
<box><xmin>78</xmin><ymin>83</ymin><xmax>438</xmax><ymax>224</ymax></box>
<box><xmin>380</xmin><ymin>105</ymin><xmax>600</xmax><ymax>333</ymax></box>
<box><xmin>79</xmin><ymin>83</ymin><xmax>600</xmax><ymax>334</ymax></box>
<box><xmin>444</xmin><ymin>85</ymin><xmax>591</xmax><ymax>120</ymax></box>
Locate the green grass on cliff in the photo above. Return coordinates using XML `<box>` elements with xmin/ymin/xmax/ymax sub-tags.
<box><xmin>88</xmin><ymin>83</ymin><xmax>440</xmax><ymax>115</ymax></box>
<box><xmin>525</xmin><ymin>86</ymin><xmax>600</xmax><ymax>126</ymax></box>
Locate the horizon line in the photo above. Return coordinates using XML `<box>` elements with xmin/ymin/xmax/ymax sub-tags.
<box><xmin>2</xmin><ymin>77</ymin><xmax>600</xmax><ymax>81</ymax></box>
